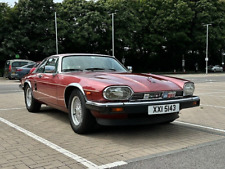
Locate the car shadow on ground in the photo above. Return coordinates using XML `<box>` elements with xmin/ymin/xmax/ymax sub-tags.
<box><xmin>38</xmin><ymin>106</ymin><xmax>69</xmax><ymax>123</ymax></box>
<box><xmin>39</xmin><ymin>106</ymin><xmax>183</xmax><ymax>137</ymax></box>
<box><xmin>28</xmin><ymin>105</ymin><xmax>214</xmax><ymax>155</ymax></box>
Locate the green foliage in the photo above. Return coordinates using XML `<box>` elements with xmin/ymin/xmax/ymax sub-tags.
<box><xmin>0</xmin><ymin>0</ymin><xmax>225</xmax><ymax>72</ymax></box>
<box><xmin>0</xmin><ymin>0</ymin><xmax>56</xmax><ymax>62</ymax></box>
<box><xmin>57</xmin><ymin>0</ymin><xmax>111</xmax><ymax>53</ymax></box>
<box><xmin>0</xmin><ymin>3</ymin><xmax>11</xmax><ymax>61</ymax></box>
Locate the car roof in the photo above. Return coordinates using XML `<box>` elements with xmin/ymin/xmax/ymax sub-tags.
<box><xmin>7</xmin><ymin>59</ymin><xmax>33</xmax><ymax>62</ymax></box>
<box><xmin>51</xmin><ymin>53</ymin><xmax>114</xmax><ymax>58</ymax></box>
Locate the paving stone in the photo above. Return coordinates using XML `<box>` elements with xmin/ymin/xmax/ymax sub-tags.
<box><xmin>1</xmin><ymin>77</ymin><xmax>225</xmax><ymax>168</ymax></box>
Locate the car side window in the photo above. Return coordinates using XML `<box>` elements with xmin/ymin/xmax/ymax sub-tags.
<box><xmin>44</xmin><ymin>57</ymin><xmax>58</xmax><ymax>73</ymax></box>
<box><xmin>36</xmin><ymin>59</ymin><xmax>48</xmax><ymax>73</ymax></box>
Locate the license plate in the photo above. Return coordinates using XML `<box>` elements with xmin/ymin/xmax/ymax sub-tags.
<box><xmin>148</xmin><ymin>103</ymin><xmax>180</xmax><ymax>115</ymax></box>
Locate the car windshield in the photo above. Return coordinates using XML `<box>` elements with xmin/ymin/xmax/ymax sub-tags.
<box><xmin>61</xmin><ymin>55</ymin><xmax>127</xmax><ymax>72</ymax></box>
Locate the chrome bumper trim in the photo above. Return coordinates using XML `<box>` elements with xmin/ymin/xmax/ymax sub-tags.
<box><xmin>86</xmin><ymin>96</ymin><xmax>200</xmax><ymax>108</ymax></box>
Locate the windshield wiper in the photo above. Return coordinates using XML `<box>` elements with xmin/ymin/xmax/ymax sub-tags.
<box><xmin>107</xmin><ymin>68</ymin><xmax>116</xmax><ymax>71</ymax></box>
<box><xmin>85</xmin><ymin>68</ymin><xmax>105</xmax><ymax>71</ymax></box>
<box><xmin>62</xmin><ymin>68</ymin><xmax>83</xmax><ymax>72</ymax></box>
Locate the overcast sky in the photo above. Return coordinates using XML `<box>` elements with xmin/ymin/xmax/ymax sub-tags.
<box><xmin>0</xmin><ymin>0</ymin><xmax>63</xmax><ymax>6</ymax></box>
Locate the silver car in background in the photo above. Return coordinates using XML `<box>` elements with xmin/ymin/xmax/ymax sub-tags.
<box><xmin>210</xmin><ymin>65</ymin><xmax>223</xmax><ymax>72</ymax></box>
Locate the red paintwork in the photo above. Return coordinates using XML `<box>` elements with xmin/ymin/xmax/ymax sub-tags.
<box><xmin>22</xmin><ymin>71</ymin><xmax>187</xmax><ymax>112</ymax></box>
<box><xmin>29</xmin><ymin>67</ymin><xmax>36</xmax><ymax>74</ymax></box>
<box><xmin>21</xmin><ymin>54</ymin><xmax>190</xmax><ymax>116</ymax></box>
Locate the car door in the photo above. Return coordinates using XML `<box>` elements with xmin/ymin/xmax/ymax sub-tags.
<box><xmin>35</xmin><ymin>57</ymin><xmax>59</xmax><ymax>106</ymax></box>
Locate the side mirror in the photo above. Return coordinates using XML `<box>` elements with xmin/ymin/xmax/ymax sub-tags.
<box><xmin>127</xmin><ymin>66</ymin><xmax>132</xmax><ymax>73</ymax></box>
<box><xmin>45</xmin><ymin>65</ymin><xmax>56</xmax><ymax>73</ymax></box>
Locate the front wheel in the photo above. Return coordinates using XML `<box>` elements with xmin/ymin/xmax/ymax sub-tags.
<box><xmin>68</xmin><ymin>90</ymin><xmax>96</xmax><ymax>134</ymax></box>
<box><xmin>24</xmin><ymin>85</ymin><xmax>41</xmax><ymax>112</ymax></box>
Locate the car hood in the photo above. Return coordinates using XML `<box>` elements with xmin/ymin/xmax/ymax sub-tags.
<box><xmin>71</xmin><ymin>72</ymin><xmax>186</xmax><ymax>92</ymax></box>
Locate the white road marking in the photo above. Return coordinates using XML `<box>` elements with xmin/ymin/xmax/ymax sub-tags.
<box><xmin>198</xmin><ymin>95</ymin><xmax>225</xmax><ymax>98</ymax></box>
<box><xmin>0</xmin><ymin>83</ymin><xmax>20</xmax><ymax>85</ymax></box>
<box><xmin>0</xmin><ymin>107</ymin><xmax>25</xmax><ymax>111</ymax></box>
<box><xmin>197</xmin><ymin>91</ymin><xmax>225</xmax><ymax>95</ymax></box>
<box><xmin>0</xmin><ymin>117</ymin><xmax>97</xmax><ymax>168</ymax></box>
<box><xmin>0</xmin><ymin>117</ymin><xmax>127</xmax><ymax>169</ymax></box>
<box><xmin>200</xmin><ymin>104</ymin><xmax>225</xmax><ymax>109</ymax></box>
<box><xmin>0</xmin><ymin>90</ymin><xmax>21</xmax><ymax>93</ymax></box>
<box><xmin>175</xmin><ymin>121</ymin><xmax>225</xmax><ymax>133</ymax></box>
<box><xmin>197</xmin><ymin>88</ymin><xmax>225</xmax><ymax>92</ymax></box>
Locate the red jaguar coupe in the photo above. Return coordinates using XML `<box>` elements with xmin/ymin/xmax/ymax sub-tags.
<box><xmin>20</xmin><ymin>54</ymin><xmax>200</xmax><ymax>134</ymax></box>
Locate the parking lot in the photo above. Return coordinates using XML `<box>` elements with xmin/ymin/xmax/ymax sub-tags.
<box><xmin>1</xmin><ymin>74</ymin><xmax>225</xmax><ymax>169</ymax></box>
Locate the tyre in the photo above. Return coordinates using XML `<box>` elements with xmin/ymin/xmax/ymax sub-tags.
<box><xmin>68</xmin><ymin>90</ymin><xmax>96</xmax><ymax>134</ymax></box>
<box><xmin>24</xmin><ymin>85</ymin><xmax>41</xmax><ymax>112</ymax></box>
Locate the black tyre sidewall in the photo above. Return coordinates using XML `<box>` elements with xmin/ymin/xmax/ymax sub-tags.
<box><xmin>24</xmin><ymin>85</ymin><xmax>41</xmax><ymax>112</ymax></box>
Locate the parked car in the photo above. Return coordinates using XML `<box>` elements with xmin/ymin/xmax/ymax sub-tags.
<box><xmin>4</xmin><ymin>59</ymin><xmax>34</xmax><ymax>79</ymax></box>
<box><xmin>20</xmin><ymin>54</ymin><xmax>200</xmax><ymax>134</ymax></box>
<box><xmin>210</xmin><ymin>65</ymin><xmax>223</xmax><ymax>72</ymax></box>
<box><xmin>15</xmin><ymin>62</ymin><xmax>40</xmax><ymax>80</ymax></box>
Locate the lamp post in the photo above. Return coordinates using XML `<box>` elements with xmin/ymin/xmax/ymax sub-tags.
<box><xmin>55</xmin><ymin>12</ymin><xmax>58</xmax><ymax>54</ymax></box>
<box><xmin>204</xmin><ymin>24</ymin><xmax>212</xmax><ymax>74</ymax></box>
<box><xmin>182</xmin><ymin>55</ymin><xmax>185</xmax><ymax>73</ymax></box>
<box><xmin>222</xmin><ymin>51</ymin><xmax>225</xmax><ymax>69</ymax></box>
<box><xmin>111</xmin><ymin>13</ymin><xmax>115</xmax><ymax>57</ymax></box>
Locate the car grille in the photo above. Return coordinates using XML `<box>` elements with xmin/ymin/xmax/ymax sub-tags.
<box><xmin>130</xmin><ymin>91</ymin><xmax>183</xmax><ymax>101</ymax></box>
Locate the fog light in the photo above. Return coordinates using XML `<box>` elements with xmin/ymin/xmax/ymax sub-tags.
<box><xmin>193</xmin><ymin>101</ymin><xmax>198</xmax><ymax>106</ymax></box>
<box><xmin>85</xmin><ymin>91</ymin><xmax>92</xmax><ymax>95</ymax></box>
<box><xmin>111</xmin><ymin>108</ymin><xmax>124</xmax><ymax>112</ymax></box>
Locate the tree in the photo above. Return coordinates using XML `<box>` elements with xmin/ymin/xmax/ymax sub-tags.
<box><xmin>100</xmin><ymin>0</ymin><xmax>142</xmax><ymax>63</ymax></box>
<box><xmin>1</xmin><ymin>0</ymin><xmax>225</xmax><ymax>73</ymax></box>
<box><xmin>0</xmin><ymin>0</ymin><xmax>56</xmax><ymax>61</ymax></box>
<box><xmin>0</xmin><ymin>3</ymin><xmax>11</xmax><ymax>75</ymax></box>
<box><xmin>0</xmin><ymin>3</ymin><xmax>12</xmax><ymax>62</ymax></box>
<box><xmin>57</xmin><ymin>0</ymin><xmax>111</xmax><ymax>54</ymax></box>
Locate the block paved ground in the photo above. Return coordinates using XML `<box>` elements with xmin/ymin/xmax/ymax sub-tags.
<box><xmin>0</xmin><ymin>75</ymin><xmax>225</xmax><ymax>168</ymax></box>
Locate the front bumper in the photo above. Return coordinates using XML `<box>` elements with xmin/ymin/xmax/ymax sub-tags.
<box><xmin>86</xmin><ymin>96</ymin><xmax>200</xmax><ymax>114</ymax></box>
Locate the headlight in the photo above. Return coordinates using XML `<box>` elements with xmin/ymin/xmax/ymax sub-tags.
<box><xmin>103</xmin><ymin>86</ymin><xmax>133</xmax><ymax>100</ymax></box>
<box><xmin>183</xmin><ymin>82</ymin><xmax>195</xmax><ymax>96</ymax></box>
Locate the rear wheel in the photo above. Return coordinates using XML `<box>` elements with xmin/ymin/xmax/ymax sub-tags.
<box><xmin>24</xmin><ymin>85</ymin><xmax>41</xmax><ymax>112</ymax></box>
<box><xmin>68</xmin><ymin>90</ymin><xmax>96</xmax><ymax>134</ymax></box>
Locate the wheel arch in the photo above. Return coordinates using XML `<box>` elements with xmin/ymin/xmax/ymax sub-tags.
<box><xmin>23</xmin><ymin>80</ymin><xmax>32</xmax><ymax>90</ymax></box>
<box><xmin>64</xmin><ymin>83</ymin><xmax>86</xmax><ymax>109</ymax></box>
